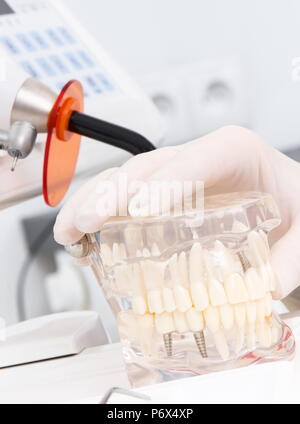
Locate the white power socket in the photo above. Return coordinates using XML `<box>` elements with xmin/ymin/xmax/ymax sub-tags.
<box><xmin>140</xmin><ymin>59</ymin><xmax>250</xmax><ymax>146</ymax></box>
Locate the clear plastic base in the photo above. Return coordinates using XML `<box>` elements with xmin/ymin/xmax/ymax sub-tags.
<box><xmin>123</xmin><ymin>321</ymin><xmax>295</xmax><ymax>388</ymax></box>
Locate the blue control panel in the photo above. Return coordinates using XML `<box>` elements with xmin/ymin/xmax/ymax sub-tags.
<box><xmin>0</xmin><ymin>0</ymin><xmax>119</xmax><ymax>98</ymax></box>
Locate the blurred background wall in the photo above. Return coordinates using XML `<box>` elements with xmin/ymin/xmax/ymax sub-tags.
<box><xmin>65</xmin><ymin>0</ymin><xmax>300</xmax><ymax>151</ymax></box>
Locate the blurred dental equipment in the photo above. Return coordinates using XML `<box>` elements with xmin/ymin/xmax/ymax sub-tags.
<box><xmin>0</xmin><ymin>0</ymin><xmax>163</xmax><ymax>210</ymax></box>
<box><xmin>0</xmin><ymin>72</ymin><xmax>156</xmax><ymax>207</ymax></box>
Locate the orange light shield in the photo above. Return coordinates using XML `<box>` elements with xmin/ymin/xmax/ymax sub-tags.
<box><xmin>43</xmin><ymin>80</ymin><xmax>84</xmax><ymax>207</ymax></box>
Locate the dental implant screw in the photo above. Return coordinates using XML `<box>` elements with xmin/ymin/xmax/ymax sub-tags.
<box><xmin>194</xmin><ymin>331</ymin><xmax>208</xmax><ymax>358</ymax></box>
<box><xmin>163</xmin><ymin>333</ymin><xmax>173</xmax><ymax>357</ymax></box>
<box><xmin>238</xmin><ymin>252</ymin><xmax>251</xmax><ymax>273</ymax></box>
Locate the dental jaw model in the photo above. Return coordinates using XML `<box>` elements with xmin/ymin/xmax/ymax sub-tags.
<box><xmin>70</xmin><ymin>192</ymin><xmax>295</xmax><ymax>388</ymax></box>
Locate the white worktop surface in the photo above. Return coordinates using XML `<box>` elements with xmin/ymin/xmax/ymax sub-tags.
<box><xmin>1</xmin><ymin>315</ymin><xmax>300</xmax><ymax>404</ymax></box>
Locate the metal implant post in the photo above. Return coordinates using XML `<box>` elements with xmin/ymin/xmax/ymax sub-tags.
<box><xmin>163</xmin><ymin>333</ymin><xmax>173</xmax><ymax>357</ymax></box>
<box><xmin>238</xmin><ymin>251</ymin><xmax>251</xmax><ymax>272</ymax></box>
<box><xmin>194</xmin><ymin>332</ymin><xmax>208</xmax><ymax>358</ymax></box>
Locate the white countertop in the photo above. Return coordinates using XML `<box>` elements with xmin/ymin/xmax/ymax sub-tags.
<box><xmin>1</xmin><ymin>314</ymin><xmax>300</xmax><ymax>404</ymax></box>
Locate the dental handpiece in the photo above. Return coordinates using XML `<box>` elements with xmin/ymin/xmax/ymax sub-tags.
<box><xmin>2</xmin><ymin>75</ymin><xmax>157</xmax><ymax>206</ymax></box>
<box><xmin>0</xmin><ymin>121</ymin><xmax>37</xmax><ymax>171</ymax></box>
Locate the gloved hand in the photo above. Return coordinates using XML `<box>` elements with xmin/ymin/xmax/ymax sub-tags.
<box><xmin>54</xmin><ymin>125</ymin><xmax>300</xmax><ymax>299</ymax></box>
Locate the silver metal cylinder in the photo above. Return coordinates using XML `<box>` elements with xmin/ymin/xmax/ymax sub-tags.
<box><xmin>65</xmin><ymin>235</ymin><xmax>92</xmax><ymax>259</ymax></box>
<box><xmin>7</xmin><ymin>121</ymin><xmax>37</xmax><ymax>159</ymax></box>
<box><xmin>11</xmin><ymin>78</ymin><xmax>57</xmax><ymax>133</ymax></box>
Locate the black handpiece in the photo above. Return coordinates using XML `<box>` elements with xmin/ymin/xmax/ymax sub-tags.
<box><xmin>69</xmin><ymin>111</ymin><xmax>156</xmax><ymax>155</ymax></box>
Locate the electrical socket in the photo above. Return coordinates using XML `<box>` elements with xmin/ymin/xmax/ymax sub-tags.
<box><xmin>140</xmin><ymin>59</ymin><xmax>250</xmax><ymax>146</ymax></box>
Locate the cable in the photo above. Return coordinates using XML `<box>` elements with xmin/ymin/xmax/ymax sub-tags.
<box><xmin>16</xmin><ymin>219</ymin><xmax>56</xmax><ymax>322</ymax></box>
<box><xmin>69</xmin><ymin>112</ymin><xmax>156</xmax><ymax>155</ymax></box>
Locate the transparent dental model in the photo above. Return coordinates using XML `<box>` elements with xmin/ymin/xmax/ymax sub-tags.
<box><xmin>68</xmin><ymin>192</ymin><xmax>295</xmax><ymax>388</ymax></box>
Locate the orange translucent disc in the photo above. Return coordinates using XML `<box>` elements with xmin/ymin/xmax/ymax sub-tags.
<box><xmin>43</xmin><ymin>80</ymin><xmax>84</xmax><ymax>207</ymax></box>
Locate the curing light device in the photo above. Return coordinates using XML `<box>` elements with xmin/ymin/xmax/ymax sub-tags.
<box><xmin>0</xmin><ymin>78</ymin><xmax>156</xmax><ymax>207</ymax></box>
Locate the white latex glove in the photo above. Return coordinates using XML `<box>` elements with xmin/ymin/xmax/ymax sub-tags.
<box><xmin>54</xmin><ymin>126</ymin><xmax>300</xmax><ymax>299</ymax></box>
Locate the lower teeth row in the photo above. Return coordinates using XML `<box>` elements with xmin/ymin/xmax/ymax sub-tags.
<box><xmin>118</xmin><ymin>306</ymin><xmax>279</xmax><ymax>360</ymax></box>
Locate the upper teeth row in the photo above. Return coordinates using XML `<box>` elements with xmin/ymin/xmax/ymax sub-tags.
<box><xmin>102</xmin><ymin>230</ymin><xmax>276</xmax><ymax>317</ymax></box>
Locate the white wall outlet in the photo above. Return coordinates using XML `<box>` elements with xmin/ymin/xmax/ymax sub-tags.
<box><xmin>140</xmin><ymin>59</ymin><xmax>250</xmax><ymax>146</ymax></box>
<box><xmin>139</xmin><ymin>74</ymin><xmax>188</xmax><ymax>146</ymax></box>
<box><xmin>183</xmin><ymin>60</ymin><xmax>250</xmax><ymax>140</ymax></box>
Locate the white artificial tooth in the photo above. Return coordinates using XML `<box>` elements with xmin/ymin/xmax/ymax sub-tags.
<box><xmin>204</xmin><ymin>250</ymin><xmax>217</xmax><ymax>281</ymax></box>
<box><xmin>204</xmin><ymin>306</ymin><xmax>220</xmax><ymax>333</ymax></box>
<box><xmin>151</xmin><ymin>243</ymin><xmax>161</xmax><ymax>257</ymax></box>
<box><xmin>258</xmin><ymin>230</ymin><xmax>270</xmax><ymax>255</ymax></box>
<box><xmin>132</xmin><ymin>296</ymin><xmax>148</xmax><ymax>315</ymax></box>
<box><xmin>101</xmin><ymin>244</ymin><xmax>113</xmax><ymax>266</ymax></box>
<box><xmin>169</xmin><ymin>254</ymin><xmax>192</xmax><ymax>311</ymax></box>
<box><xmin>247</xmin><ymin>324</ymin><xmax>256</xmax><ymax>350</ymax></box>
<box><xmin>119</xmin><ymin>243</ymin><xmax>127</xmax><ymax>260</ymax></box>
<box><xmin>118</xmin><ymin>311</ymin><xmax>138</xmax><ymax>340</ymax></box>
<box><xmin>190</xmin><ymin>283</ymin><xmax>210</xmax><ymax>312</ymax></box>
<box><xmin>179</xmin><ymin>252</ymin><xmax>190</xmax><ymax>286</ymax></box>
<box><xmin>248</xmin><ymin>231</ymin><xmax>268</xmax><ymax>267</ymax></box>
<box><xmin>265</xmin><ymin>292</ymin><xmax>273</xmax><ymax>317</ymax></box>
<box><xmin>148</xmin><ymin>290</ymin><xmax>164</xmax><ymax>314</ymax></box>
<box><xmin>235</xmin><ymin>327</ymin><xmax>245</xmax><ymax>354</ymax></box>
<box><xmin>143</xmin><ymin>248</ymin><xmax>151</xmax><ymax>258</ymax></box>
<box><xmin>246</xmin><ymin>301</ymin><xmax>257</xmax><ymax>324</ymax></box>
<box><xmin>173</xmin><ymin>311</ymin><xmax>189</xmax><ymax>333</ymax></box>
<box><xmin>233</xmin><ymin>303</ymin><xmax>246</xmax><ymax>328</ymax></box>
<box><xmin>137</xmin><ymin>314</ymin><xmax>155</xmax><ymax>356</ymax></box>
<box><xmin>224</xmin><ymin>273</ymin><xmax>249</xmax><ymax>304</ymax></box>
<box><xmin>208</xmin><ymin>279</ymin><xmax>228</xmax><ymax>306</ymax></box>
<box><xmin>265</xmin><ymin>263</ymin><xmax>277</xmax><ymax>292</ymax></box>
<box><xmin>169</xmin><ymin>254</ymin><xmax>180</xmax><ymax>285</ymax></box>
<box><xmin>256</xmin><ymin>298</ymin><xmax>266</xmax><ymax>323</ymax></box>
<box><xmin>173</xmin><ymin>285</ymin><xmax>192</xmax><ymax>312</ymax></box>
<box><xmin>219</xmin><ymin>304</ymin><xmax>234</xmax><ymax>330</ymax></box>
<box><xmin>162</xmin><ymin>288</ymin><xmax>176</xmax><ymax>313</ymax></box>
<box><xmin>244</xmin><ymin>268</ymin><xmax>265</xmax><ymax>300</ymax></box>
<box><xmin>138</xmin><ymin>313</ymin><xmax>154</xmax><ymax>329</ymax></box>
<box><xmin>114</xmin><ymin>264</ymin><xmax>132</xmax><ymax>293</ymax></box>
<box><xmin>112</xmin><ymin>243</ymin><xmax>119</xmax><ymax>263</ymax></box>
<box><xmin>213</xmin><ymin>330</ymin><xmax>230</xmax><ymax>360</ymax></box>
<box><xmin>131</xmin><ymin>263</ymin><xmax>143</xmax><ymax>286</ymax></box>
<box><xmin>112</xmin><ymin>243</ymin><xmax>123</xmax><ymax>263</ymax></box>
<box><xmin>131</xmin><ymin>263</ymin><xmax>148</xmax><ymax>315</ymax></box>
<box><xmin>186</xmin><ymin>308</ymin><xmax>205</xmax><ymax>332</ymax></box>
<box><xmin>155</xmin><ymin>312</ymin><xmax>175</xmax><ymax>335</ymax></box>
<box><xmin>259</xmin><ymin>265</ymin><xmax>271</xmax><ymax>293</ymax></box>
<box><xmin>189</xmin><ymin>243</ymin><xmax>205</xmax><ymax>284</ymax></box>
<box><xmin>256</xmin><ymin>216</ymin><xmax>263</xmax><ymax>226</ymax></box>
<box><xmin>257</xmin><ymin>321</ymin><xmax>272</xmax><ymax>348</ymax></box>
<box><xmin>136</xmin><ymin>249</ymin><xmax>143</xmax><ymax>258</ymax></box>
<box><xmin>214</xmin><ymin>241</ymin><xmax>237</xmax><ymax>279</ymax></box>
<box><xmin>142</xmin><ymin>260</ymin><xmax>166</xmax><ymax>290</ymax></box>
<box><xmin>124</xmin><ymin>226</ymin><xmax>142</xmax><ymax>256</ymax></box>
